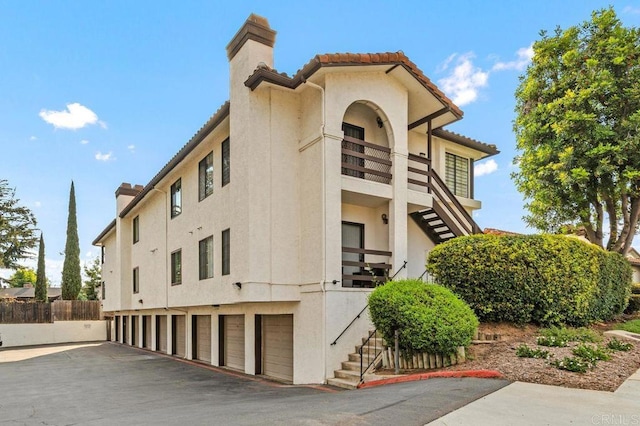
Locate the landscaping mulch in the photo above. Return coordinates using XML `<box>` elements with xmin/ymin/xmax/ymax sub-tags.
<box><xmin>378</xmin><ymin>321</ymin><xmax>640</xmax><ymax>392</ymax></box>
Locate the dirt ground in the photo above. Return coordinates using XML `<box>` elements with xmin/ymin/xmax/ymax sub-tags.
<box><xmin>379</xmin><ymin>320</ymin><xmax>640</xmax><ymax>392</ymax></box>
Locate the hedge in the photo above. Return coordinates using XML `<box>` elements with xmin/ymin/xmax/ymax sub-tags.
<box><xmin>368</xmin><ymin>279</ymin><xmax>478</xmax><ymax>354</ymax></box>
<box><xmin>426</xmin><ymin>234</ymin><xmax>631</xmax><ymax>326</ymax></box>
<box><xmin>625</xmin><ymin>283</ymin><xmax>640</xmax><ymax>314</ymax></box>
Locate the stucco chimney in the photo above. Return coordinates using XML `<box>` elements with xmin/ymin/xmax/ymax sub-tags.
<box><xmin>115</xmin><ymin>183</ymin><xmax>143</xmax><ymax>215</ymax></box>
<box><xmin>226</xmin><ymin>14</ymin><xmax>276</xmax><ymax>62</ymax></box>
<box><xmin>226</xmin><ymin>14</ymin><xmax>276</xmax><ymax>90</ymax></box>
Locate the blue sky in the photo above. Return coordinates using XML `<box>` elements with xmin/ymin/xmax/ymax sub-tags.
<box><xmin>2</xmin><ymin>1</ymin><xmax>640</xmax><ymax>284</ymax></box>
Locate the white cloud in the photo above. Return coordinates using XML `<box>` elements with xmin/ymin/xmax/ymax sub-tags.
<box><xmin>127</xmin><ymin>144</ymin><xmax>135</xmax><ymax>153</ymax></box>
<box><xmin>624</xmin><ymin>6</ymin><xmax>640</xmax><ymax>14</ymax></box>
<box><xmin>438</xmin><ymin>53</ymin><xmax>489</xmax><ymax>106</ymax></box>
<box><xmin>39</xmin><ymin>103</ymin><xmax>102</xmax><ymax>130</ymax></box>
<box><xmin>30</xmin><ymin>136</ymin><xmax>37</xmax><ymax>141</ymax></box>
<box><xmin>80</xmin><ymin>139</ymin><xmax>89</xmax><ymax>145</ymax></box>
<box><xmin>85</xmin><ymin>251</ymin><xmax>93</xmax><ymax>258</ymax></box>
<box><xmin>492</xmin><ymin>44</ymin><xmax>534</xmax><ymax>72</ymax></box>
<box><xmin>34</xmin><ymin>201</ymin><xmax>42</xmax><ymax>208</ymax></box>
<box><xmin>95</xmin><ymin>151</ymin><xmax>114</xmax><ymax>161</ymax></box>
<box><xmin>475</xmin><ymin>159</ymin><xmax>498</xmax><ymax>177</ymax></box>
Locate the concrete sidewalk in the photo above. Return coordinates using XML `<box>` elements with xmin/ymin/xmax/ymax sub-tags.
<box><xmin>428</xmin><ymin>368</ymin><xmax>640</xmax><ymax>425</ymax></box>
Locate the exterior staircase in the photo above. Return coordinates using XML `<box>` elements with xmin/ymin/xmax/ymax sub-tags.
<box><xmin>410</xmin><ymin>201</ymin><xmax>458</xmax><ymax>244</ymax></box>
<box><xmin>327</xmin><ymin>331</ymin><xmax>384</xmax><ymax>390</ymax></box>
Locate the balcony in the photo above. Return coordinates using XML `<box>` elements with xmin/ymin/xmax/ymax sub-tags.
<box><xmin>341</xmin><ymin>247</ymin><xmax>392</xmax><ymax>288</ymax></box>
<box><xmin>341</xmin><ymin>136</ymin><xmax>391</xmax><ymax>184</ymax></box>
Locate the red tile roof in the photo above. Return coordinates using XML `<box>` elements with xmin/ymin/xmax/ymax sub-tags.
<box><xmin>245</xmin><ymin>51</ymin><xmax>463</xmax><ymax>119</ymax></box>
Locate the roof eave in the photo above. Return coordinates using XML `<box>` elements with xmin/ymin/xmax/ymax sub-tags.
<box><xmin>118</xmin><ymin>101</ymin><xmax>230</xmax><ymax>219</ymax></box>
<box><xmin>433</xmin><ymin>128</ymin><xmax>499</xmax><ymax>158</ymax></box>
<box><xmin>92</xmin><ymin>219</ymin><xmax>116</xmax><ymax>246</ymax></box>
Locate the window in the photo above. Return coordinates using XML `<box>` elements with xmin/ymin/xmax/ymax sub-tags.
<box><xmin>101</xmin><ymin>246</ymin><xmax>105</xmax><ymax>264</ymax></box>
<box><xmin>222</xmin><ymin>138</ymin><xmax>230</xmax><ymax>187</ymax></box>
<box><xmin>199</xmin><ymin>235</ymin><xmax>214</xmax><ymax>280</ymax></box>
<box><xmin>445</xmin><ymin>153</ymin><xmax>469</xmax><ymax>198</ymax></box>
<box><xmin>133</xmin><ymin>267</ymin><xmax>139</xmax><ymax>294</ymax></box>
<box><xmin>222</xmin><ymin>229</ymin><xmax>230</xmax><ymax>275</ymax></box>
<box><xmin>101</xmin><ymin>281</ymin><xmax>105</xmax><ymax>300</ymax></box>
<box><xmin>341</xmin><ymin>123</ymin><xmax>365</xmax><ymax>179</ymax></box>
<box><xmin>341</xmin><ymin>222</ymin><xmax>364</xmax><ymax>288</ymax></box>
<box><xmin>133</xmin><ymin>216</ymin><xmax>139</xmax><ymax>244</ymax></box>
<box><xmin>171</xmin><ymin>250</ymin><xmax>182</xmax><ymax>285</ymax></box>
<box><xmin>199</xmin><ymin>152</ymin><xmax>214</xmax><ymax>201</ymax></box>
<box><xmin>171</xmin><ymin>179</ymin><xmax>182</xmax><ymax>218</ymax></box>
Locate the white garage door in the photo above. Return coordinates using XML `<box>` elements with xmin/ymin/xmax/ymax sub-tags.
<box><xmin>157</xmin><ymin>316</ymin><xmax>167</xmax><ymax>353</ymax></box>
<box><xmin>223</xmin><ymin>315</ymin><xmax>245</xmax><ymax>371</ymax></box>
<box><xmin>143</xmin><ymin>316</ymin><xmax>152</xmax><ymax>348</ymax></box>
<box><xmin>173</xmin><ymin>315</ymin><xmax>186</xmax><ymax>357</ymax></box>
<box><xmin>263</xmin><ymin>314</ymin><xmax>293</xmax><ymax>382</ymax></box>
<box><xmin>131</xmin><ymin>315</ymin><xmax>138</xmax><ymax>346</ymax></box>
<box><xmin>195</xmin><ymin>315</ymin><xmax>212</xmax><ymax>363</ymax></box>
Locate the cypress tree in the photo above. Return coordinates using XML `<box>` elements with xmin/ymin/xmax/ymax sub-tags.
<box><xmin>61</xmin><ymin>181</ymin><xmax>81</xmax><ymax>300</ymax></box>
<box><xmin>35</xmin><ymin>232</ymin><xmax>47</xmax><ymax>302</ymax></box>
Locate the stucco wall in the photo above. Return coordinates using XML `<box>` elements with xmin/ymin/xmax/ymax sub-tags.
<box><xmin>0</xmin><ymin>321</ymin><xmax>107</xmax><ymax>348</ymax></box>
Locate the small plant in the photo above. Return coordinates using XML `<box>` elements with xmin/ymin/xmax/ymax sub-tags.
<box><xmin>572</xmin><ymin>344</ymin><xmax>610</xmax><ymax>365</ymax></box>
<box><xmin>536</xmin><ymin>335</ymin><xmax>568</xmax><ymax>347</ymax></box>
<box><xmin>571</xmin><ymin>328</ymin><xmax>602</xmax><ymax>343</ymax></box>
<box><xmin>516</xmin><ymin>344</ymin><xmax>551</xmax><ymax>359</ymax></box>
<box><xmin>607</xmin><ymin>337</ymin><xmax>633</xmax><ymax>352</ymax></box>
<box><xmin>550</xmin><ymin>356</ymin><xmax>590</xmax><ymax>373</ymax></box>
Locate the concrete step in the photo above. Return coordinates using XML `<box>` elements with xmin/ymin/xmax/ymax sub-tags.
<box><xmin>326</xmin><ymin>377</ymin><xmax>358</xmax><ymax>390</ymax></box>
<box><xmin>361</xmin><ymin>336</ymin><xmax>384</xmax><ymax>345</ymax></box>
<box><xmin>334</xmin><ymin>369</ymin><xmax>360</xmax><ymax>380</ymax></box>
<box><xmin>341</xmin><ymin>360</ymin><xmax>362</xmax><ymax>371</ymax></box>
<box><xmin>348</xmin><ymin>352</ymin><xmax>377</xmax><ymax>362</ymax></box>
<box><xmin>355</xmin><ymin>344</ymin><xmax>385</xmax><ymax>354</ymax></box>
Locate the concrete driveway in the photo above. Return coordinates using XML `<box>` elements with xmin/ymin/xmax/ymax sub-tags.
<box><xmin>0</xmin><ymin>342</ymin><xmax>508</xmax><ymax>425</ymax></box>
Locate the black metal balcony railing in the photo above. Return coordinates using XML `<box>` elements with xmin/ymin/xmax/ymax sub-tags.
<box><xmin>341</xmin><ymin>247</ymin><xmax>392</xmax><ymax>288</ymax></box>
<box><xmin>341</xmin><ymin>136</ymin><xmax>392</xmax><ymax>184</ymax></box>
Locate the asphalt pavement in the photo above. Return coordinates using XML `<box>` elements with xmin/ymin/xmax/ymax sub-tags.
<box><xmin>0</xmin><ymin>342</ymin><xmax>508</xmax><ymax>425</ymax></box>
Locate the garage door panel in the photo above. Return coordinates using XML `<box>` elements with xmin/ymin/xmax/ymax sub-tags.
<box><xmin>174</xmin><ymin>316</ymin><xmax>186</xmax><ymax>357</ymax></box>
<box><xmin>131</xmin><ymin>315</ymin><xmax>138</xmax><ymax>346</ymax></box>
<box><xmin>196</xmin><ymin>315</ymin><xmax>212</xmax><ymax>363</ymax></box>
<box><xmin>158</xmin><ymin>316</ymin><xmax>167</xmax><ymax>353</ymax></box>
<box><xmin>224</xmin><ymin>315</ymin><xmax>245</xmax><ymax>371</ymax></box>
<box><xmin>263</xmin><ymin>315</ymin><xmax>293</xmax><ymax>382</ymax></box>
<box><xmin>144</xmin><ymin>316</ymin><xmax>152</xmax><ymax>348</ymax></box>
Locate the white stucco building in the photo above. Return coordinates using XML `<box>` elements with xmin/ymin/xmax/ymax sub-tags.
<box><xmin>93</xmin><ymin>14</ymin><xmax>498</xmax><ymax>387</ymax></box>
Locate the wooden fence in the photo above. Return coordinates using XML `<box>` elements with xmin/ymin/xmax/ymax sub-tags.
<box><xmin>0</xmin><ymin>302</ymin><xmax>52</xmax><ymax>324</ymax></box>
<box><xmin>0</xmin><ymin>301</ymin><xmax>102</xmax><ymax>324</ymax></box>
<box><xmin>52</xmin><ymin>301</ymin><xmax>102</xmax><ymax>321</ymax></box>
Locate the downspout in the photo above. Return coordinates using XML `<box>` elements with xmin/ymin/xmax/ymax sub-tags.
<box><xmin>151</xmin><ymin>187</ymin><xmax>169</xmax><ymax>310</ymax></box>
<box><xmin>302</xmin><ymin>77</ymin><xmax>327</xmax><ymax>381</ymax></box>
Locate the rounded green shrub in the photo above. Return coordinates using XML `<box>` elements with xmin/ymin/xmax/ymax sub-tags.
<box><xmin>368</xmin><ymin>279</ymin><xmax>478</xmax><ymax>354</ymax></box>
<box><xmin>426</xmin><ymin>234</ymin><xmax>632</xmax><ymax>326</ymax></box>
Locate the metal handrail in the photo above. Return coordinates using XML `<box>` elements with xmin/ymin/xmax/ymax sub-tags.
<box><xmin>330</xmin><ymin>304</ymin><xmax>369</xmax><ymax>346</ymax></box>
<box><xmin>359</xmin><ymin>328</ymin><xmax>380</xmax><ymax>382</ymax></box>
<box><xmin>330</xmin><ymin>260</ymin><xmax>407</xmax><ymax>346</ymax></box>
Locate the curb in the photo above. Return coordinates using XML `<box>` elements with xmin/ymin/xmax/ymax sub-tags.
<box><xmin>357</xmin><ymin>369</ymin><xmax>504</xmax><ymax>389</ymax></box>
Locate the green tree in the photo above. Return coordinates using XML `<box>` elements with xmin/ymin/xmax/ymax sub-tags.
<box><xmin>35</xmin><ymin>233</ymin><xmax>47</xmax><ymax>302</ymax></box>
<box><xmin>513</xmin><ymin>8</ymin><xmax>640</xmax><ymax>254</ymax></box>
<box><xmin>61</xmin><ymin>181</ymin><xmax>81</xmax><ymax>300</ymax></box>
<box><xmin>82</xmin><ymin>256</ymin><xmax>101</xmax><ymax>301</ymax></box>
<box><xmin>0</xmin><ymin>179</ymin><xmax>37</xmax><ymax>268</ymax></box>
<box><xmin>8</xmin><ymin>267</ymin><xmax>37</xmax><ymax>288</ymax></box>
